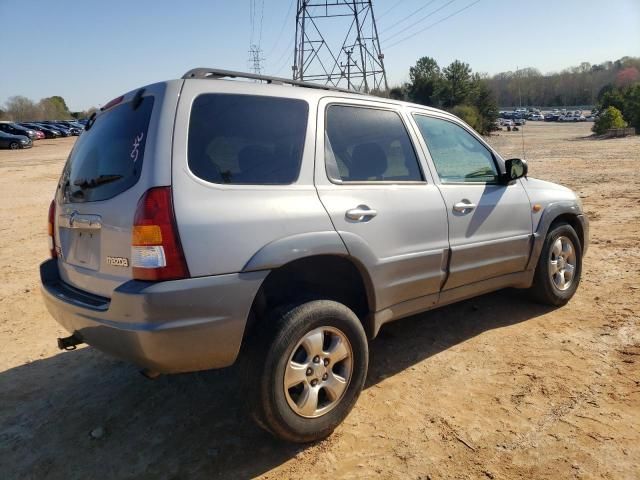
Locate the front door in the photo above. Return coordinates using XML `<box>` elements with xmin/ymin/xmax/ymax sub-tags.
<box><xmin>411</xmin><ymin>113</ymin><xmax>532</xmax><ymax>290</ymax></box>
<box><xmin>314</xmin><ymin>99</ymin><xmax>449</xmax><ymax>311</ymax></box>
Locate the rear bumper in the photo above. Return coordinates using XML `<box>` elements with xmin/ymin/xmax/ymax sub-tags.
<box><xmin>40</xmin><ymin>259</ymin><xmax>268</xmax><ymax>373</ymax></box>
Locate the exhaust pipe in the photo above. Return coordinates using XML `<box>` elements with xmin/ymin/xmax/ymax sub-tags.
<box><xmin>57</xmin><ymin>334</ymin><xmax>83</xmax><ymax>351</ymax></box>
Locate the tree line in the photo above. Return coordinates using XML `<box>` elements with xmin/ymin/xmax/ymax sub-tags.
<box><xmin>485</xmin><ymin>56</ymin><xmax>640</xmax><ymax>108</ymax></box>
<box><xmin>0</xmin><ymin>95</ymin><xmax>96</xmax><ymax>122</ymax></box>
<box><xmin>384</xmin><ymin>55</ymin><xmax>640</xmax><ymax>136</ymax></box>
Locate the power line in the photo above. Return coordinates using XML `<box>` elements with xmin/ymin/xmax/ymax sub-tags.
<box><xmin>265</xmin><ymin>0</ymin><xmax>295</xmax><ymax>58</ymax></box>
<box><xmin>379</xmin><ymin>0</ymin><xmax>438</xmax><ymax>34</ymax></box>
<box><xmin>378</xmin><ymin>0</ymin><xmax>408</xmax><ymax>19</ymax></box>
<box><xmin>384</xmin><ymin>0</ymin><xmax>457</xmax><ymax>42</ymax></box>
<box><xmin>272</xmin><ymin>37</ymin><xmax>296</xmax><ymax>75</ymax></box>
<box><xmin>258</xmin><ymin>0</ymin><xmax>265</xmax><ymax>47</ymax></box>
<box><xmin>385</xmin><ymin>0</ymin><xmax>481</xmax><ymax>50</ymax></box>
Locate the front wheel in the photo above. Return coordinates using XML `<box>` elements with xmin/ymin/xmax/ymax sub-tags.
<box><xmin>9</xmin><ymin>142</ymin><xmax>19</xmax><ymax>150</ymax></box>
<box><xmin>530</xmin><ymin>222</ymin><xmax>582</xmax><ymax>306</ymax></box>
<box><xmin>248</xmin><ymin>300</ymin><xmax>368</xmax><ymax>443</ymax></box>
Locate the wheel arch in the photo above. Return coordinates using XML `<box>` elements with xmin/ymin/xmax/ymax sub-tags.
<box><xmin>527</xmin><ymin>201</ymin><xmax>586</xmax><ymax>270</ymax></box>
<box><xmin>245</xmin><ymin>253</ymin><xmax>377</xmax><ymax>340</ymax></box>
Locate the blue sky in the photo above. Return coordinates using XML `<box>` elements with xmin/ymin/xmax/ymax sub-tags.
<box><xmin>1</xmin><ymin>0</ymin><xmax>638</xmax><ymax>111</ymax></box>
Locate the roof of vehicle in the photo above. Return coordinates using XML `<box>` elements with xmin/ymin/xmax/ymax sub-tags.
<box><xmin>180</xmin><ymin>67</ymin><xmax>447</xmax><ymax>116</ymax></box>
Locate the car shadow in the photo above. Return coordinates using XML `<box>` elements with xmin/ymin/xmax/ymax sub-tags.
<box><xmin>1</xmin><ymin>289</ymin><xmax>553</xmax><ymax>480</ymax></box>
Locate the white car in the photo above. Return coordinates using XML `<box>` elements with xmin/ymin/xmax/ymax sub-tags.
<box><xmin>530</xmin><ymin>113</ymin><xmax>544</xmax><ymax>121</ymax></box>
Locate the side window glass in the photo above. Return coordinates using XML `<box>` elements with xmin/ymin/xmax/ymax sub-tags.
<box><xmin>413</xmin><ymin>115</ymin><xmax>498</xmax><ymax>183</ymax></box>
<box><xmin>325</xmin><ymin>105</ymin><xmax>423</xmax><ymax>182</ymax></box>
<box><xmin>188</xmin><ymin>95</ymin><xmax>308</xmax><ymax>185</ymax></box>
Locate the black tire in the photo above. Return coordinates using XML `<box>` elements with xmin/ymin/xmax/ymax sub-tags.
<box><xmin>530</xmin><ymin>222</ymin><xmax>582</xmax><ymax>306</ymax></box>
<box><xmin>9</xmin><ymin>142</ymin><xmax>19</xmax><ymax>150</ymax></box>
<box><xmin>247</xmin><ymin>300</ymin><xmax>368</xmax><ymax>443</ymax></box>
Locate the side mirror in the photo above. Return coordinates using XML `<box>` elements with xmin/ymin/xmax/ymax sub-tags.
<box><xmin>503</xmin><ymin>158</ymin><xmax>528</xmax><ymax>182</ymax></box>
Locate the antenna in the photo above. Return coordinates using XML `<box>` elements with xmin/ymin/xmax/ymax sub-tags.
<box><xmin>293</xmin><ymin>0</ymin><xmax>389</xmax><ymax>93</ymax></box>
<box><xmin>516</xmin><ymin>65</ymin><xmax>526</xmax><ymax>160</ymax></box>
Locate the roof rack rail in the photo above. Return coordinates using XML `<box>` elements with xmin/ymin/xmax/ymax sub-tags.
<box><xmin>181</xmin><ymin>68</ymin><xmax>361</xmax><ymax>95</ymax></box>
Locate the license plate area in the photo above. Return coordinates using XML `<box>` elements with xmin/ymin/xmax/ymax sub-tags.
<box><xmin>59</xmin><ymin>229</ymin><xmax>101</xmax><ymax>270</ymax></box>
<box><xmin>58</xmin><ymin>213</ymin><xmax>102</xmax><ymax>271</ymax></box>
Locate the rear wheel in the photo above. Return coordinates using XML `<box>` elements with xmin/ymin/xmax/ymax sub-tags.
<box><xmin>530</xmin><ymin>222</ymin><xmax>582</xmax><ymax>306</ymax></box>
<box><xmin>248</xmin><ymin>300</ymin><xmax>368</xmax><ymax>443</ymax></box>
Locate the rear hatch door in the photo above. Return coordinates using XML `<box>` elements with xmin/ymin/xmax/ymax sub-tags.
<box><xmin>53</xmin><ymin>82</ymin><xmax>178</xmax><ymax>297</ymax></box>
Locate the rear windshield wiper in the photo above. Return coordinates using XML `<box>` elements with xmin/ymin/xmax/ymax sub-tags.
<box><xmin>73</xmin><ymin>174</ymin><xmax>123</xmax><ymax>189</ymax></box>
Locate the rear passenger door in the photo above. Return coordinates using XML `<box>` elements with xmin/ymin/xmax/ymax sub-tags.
<box><xmin>411</xmin><ymin>113</ymin><xmax>532</xmax><ymax>290</ymax></box>
<box><xmin>314</xmin><ymin>98</ymin><xmax>449</xmax><ymax>311</ymax></box>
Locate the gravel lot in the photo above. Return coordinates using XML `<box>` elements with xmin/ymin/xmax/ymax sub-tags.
<box><xmin>1</xmin><ymin>122</ymin><xmax>638</xmax><ymax>479</ymax></box>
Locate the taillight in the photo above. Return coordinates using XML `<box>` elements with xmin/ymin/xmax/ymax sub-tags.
<box><xmin>48</xmin><ymin>199</ymin><xmax>57</xmax><ymax>258</ymax></box>
<box><xmin>100</xmin><ymin>95</ymin><xmax>124</xmax><ymax>111</ymax></box>
<box><xmin>131</xmin><ymin>187</ymin><xmax>189</xmax><ymax>281</ymax></box>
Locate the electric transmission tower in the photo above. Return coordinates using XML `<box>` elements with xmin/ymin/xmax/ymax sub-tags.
<box><xmin>248</xmin><ymin>44</ymin><xmax>265</xmax><ymax>75</ymax></box>
<box><xmin>293</xmin><ymin>0</ymin><xmax>388</xmax><ymax>93</ymax></box>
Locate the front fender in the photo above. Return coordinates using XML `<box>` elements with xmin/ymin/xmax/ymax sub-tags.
<box><xmin>526</xmin><ymin>201</ymin><xmax>588</xmax><ymax>270</ymax></box>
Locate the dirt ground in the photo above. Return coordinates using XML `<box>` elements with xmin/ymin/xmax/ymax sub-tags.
<box><xmin>0</xmin><ymin>122</ymin><xmax>638</xmax><ymax>480</ymax></box>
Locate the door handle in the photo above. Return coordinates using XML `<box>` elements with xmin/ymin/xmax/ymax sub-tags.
<box><xmin>346</xmin><ymin>205</ymin><xmax>377</xmax><ymax>221</ymax></box>
<box><xmin>453</xmin><ymin>200</ymin><xmax>477</xmax><ymax>213</ymax></box>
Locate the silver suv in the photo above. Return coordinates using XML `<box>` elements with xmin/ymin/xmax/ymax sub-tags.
<box><xmin>41</xmin><ymin>68</ymin><xmax>588</xmax><ymax>443</ymax></box>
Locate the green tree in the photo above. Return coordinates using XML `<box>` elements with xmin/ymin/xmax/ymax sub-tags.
<box><xmin>451</xmin><ymin>105</ymin><xmax>482</xmax><ymax>132</ymax></box>
<box><xmin>408</xmin><ymin>56</ymin><xmax>442</xmax><ymax>106</ymax></box>
<box><xmin>442</xmin><ymin>60</ymin><xmax>472</xmax><ymax>107</ymax></box>
<box><xmin>592</xmin><ymin>106</ymin><xmax>627</xmax><ymax>134</ymax></box>
<box><xmin>599</xmin><ymin>88</ymin><xmax>626</xmax><ymax>112</ymax></box>
<box><xmin>472</xmin><ymin>79</ymin><xmax>499</xmax><ymax>134</ymax></box>
<box><xmin>39</xmin><ymin>96</ymin><xmax>72</xmax><ymax>120</ymax></box>
<box><xmin>623</xmin><ymin>83</ymin><xmax>640</xmax><ymax>131</ymax></box>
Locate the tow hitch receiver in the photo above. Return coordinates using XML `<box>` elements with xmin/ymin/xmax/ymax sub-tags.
<box><xmin>57</xmin><ymin>334</ymin><xmax>83</xmax><ymax>351</ymax></box>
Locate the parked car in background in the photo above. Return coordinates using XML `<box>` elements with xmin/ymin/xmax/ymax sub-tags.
<box><xmin>0</xmin><ymin>122</ymin><xmax>38</xmax><ymax>140</ymax></box>
<box><xmin>21</xmin><ymin>123</ymin><xmax>61</xmax><ymax>139</ymax></box>
<box><xmin>529</xmin><ymin>113</ymin><xmax>544</xmax><ymax>121</ymax></box>
<box><xmin>514</xmin><ymin>118</ymin><xmax>526</xmax><ymax>126</ymax></box>
<box><xmin>41</xmin><ymin>123</ymin><xmax>72</xmax><ymax>137</ymax></box>
<box><xmin>61</xmin><ymin>120</ymin><xmax>85</xmax><ymax>130</ymax></box>
<box><xmin>0</xmin><ymin>130</ymin><xmax>32</xmax><ymax>149</ymax></box>
<box><xmin>586</xmin><ymin>114</ymin><xmax>597</xmax><ymax>121</ymax></box>
<box><xmin>50</xmin><ymin>122</ymin><xmax>81</xmax><ymax>136</ymax></box>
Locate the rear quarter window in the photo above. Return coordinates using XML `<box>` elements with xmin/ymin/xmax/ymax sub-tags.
<box><xmin>188</xmin><ymin>94</ymin><xmax>309</xmax><ymax>185</ymax></box>
<box><xmin>63</xmin><ymin>96</ymin><xmax>154</xmax><ymax>203</ymax></box>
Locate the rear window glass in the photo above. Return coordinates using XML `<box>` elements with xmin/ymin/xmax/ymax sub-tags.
<box><xmin>63</xmin><ymin>96</ymin><xmax>154</xmax><ymax>203</ymax></box>
<box><xmin>188</xmin><ymin>94</ymin><xmax>308</xmax><ymax>185</ymax></box>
